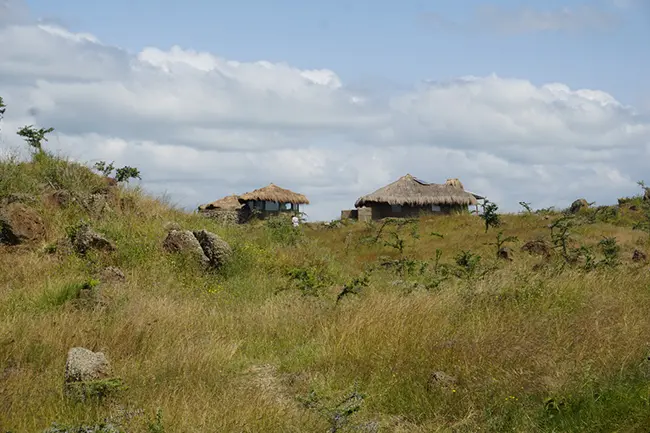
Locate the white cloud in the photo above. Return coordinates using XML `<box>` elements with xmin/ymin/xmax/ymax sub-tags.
<box><xmin>0</xmin><ymin>9</ymin><xmax>649</xmax><ymax>221</ymax></box>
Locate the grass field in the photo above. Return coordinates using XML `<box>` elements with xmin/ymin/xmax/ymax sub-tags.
<box><xmin>2</xmin><ymin>150</ymin><xmax>650</xmax><ymax>432</ymax></box>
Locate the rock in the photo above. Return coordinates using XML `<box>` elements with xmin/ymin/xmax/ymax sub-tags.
<box><xmin>427</xmin><ymin>371</ymin><xmax>458</xmax><ymax>391</ymax></box>
<box><xmin>644</xmin><ymin>188</ymin><xmax>650</xmax><ymax>202</ymax></box>
<box><xmin>42</xmin><ymin>189</ymin><xmax>73</xmax><ymax>208</ymax></box>
<box><xmin>193</xmin><ymin>229</ymin><xmax>232</xmax><ymax>268</ymax></box>
<box><xmin>100</xmin><ymin>266</ymin><xmax>126</xmax><ymax>283</ymax></box>
<box><xmin>521</xmin><ymin>239</ymin><xmax>552</xmax><ymax>258</ymax></box>
<box><xmin>632</xmin><ymin>249</ymin><xmax>647</xmax><ymax>262</ymax></box>
<box><xmin>85</xmin><ymin>193</ymin><xmax>112</xmax><ymax>216</ymax></box>
<box><xmin>163</xmin><ymin>221</ymin><xmax>182</xmax><ymax>232</ymax></box>
<box><xmin>65</xmin><ymin>347</ymin><xmax>111</xmax><ymax>384</ymax></box>
<box><xmin>63</xmin><ymin>347</ymin><xmax>126</xmax><ymax>402</ymax></box>
<box><xmin>0</xmin><ymin>203</ymin><xmax>46</xmax><ymax>245</ymax></box>
<box><xmin>497</xmin><ymin>247</ymin><xmax>513</xmax><ymax>261</ymax></box>
<box><xmin>570</xmin><ymin>198</ymin><xmax>590</xmax><ymax>214</ymax></box>
<box><xmin>70</xmin><ymin>223</ymin><xmax>115</xmax><ymax>255</ymax></box>
<box><xmin>162</xmin><ymin>229</ymin><xmax>209</xmax><ymax>265</ymax></box>
<box><xmin>119</xmin><ymin>196</ymin><xmax>137</xmax><ymax>213</ymax></box>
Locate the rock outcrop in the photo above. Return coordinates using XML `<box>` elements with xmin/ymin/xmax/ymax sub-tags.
<box><xmin>163</xmin><ymin>228</ymin><xmax>233</xmax><ymax>269</ymax></box>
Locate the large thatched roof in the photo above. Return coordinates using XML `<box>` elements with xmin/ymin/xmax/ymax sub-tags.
<box><xmin>355</xmin><ymin>174</ymin><xmax>477</xmax><ymax>208</ymax></box>
<box><xmin>198</xmin><ymin>194</ymin><xmax>244</xmax><ymax>211</ymax></box>
<box><xmin>238</xmin><ymin>183</ymin><xmax>310</xmax><ymax>205</ymax></box>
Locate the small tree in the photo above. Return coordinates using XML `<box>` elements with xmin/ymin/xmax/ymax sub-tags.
<box><xmin>17</xmin><ymin>125</ymin><xmax>55</xmax><ymax>152</ymax></box>
<box><xmin>633</xmin><ymin>181</ymin><xmax>650</xmax><ymax>237</ymax></box>
<box><xmin>0</xmin><ymin>96</ymin><xmax>6</xmax><ymax>138</ymax></box>
<box><xmin>480</xmin><ymin>201</ymin><xmax>501</xmax><ymax>233</ymax></box>
<box><xmin>519</xmin><ymin>201</ymin><xmax>532</xmax><ymax>214</ymax></box>
<box><xmin>93</xmin><ymin>161</ymin><xmax>141</xmax><ymax>183</ymax></box>
<box><xmin>115</xmin><ymin>166</ymin><xmax>141</xmax><ymax>183</ymax></box>
<box><xmin>94</xmin><ymin>161</ymin><xmax>116</xmax><ymax>177</ymax></box>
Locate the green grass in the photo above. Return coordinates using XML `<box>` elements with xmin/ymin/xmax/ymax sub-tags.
<box><xmin>2</xmin><ymin>152</ymin><xmax>650</xmax><ymax>432</ymax></box>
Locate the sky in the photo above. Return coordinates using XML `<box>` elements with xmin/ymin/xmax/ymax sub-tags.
<box><xmin>1</xmin><ymin>0</ymin><xmax>649</xmax><ymax>221</ymax></box>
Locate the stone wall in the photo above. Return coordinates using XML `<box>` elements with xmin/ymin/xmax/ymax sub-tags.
<box><xmin>340</xmin><ymin>209</ymin><xmax>358</xmax><ymax>220</ymax></box>
<box><xmin>199</xmin><ymin>209</ymin><xmax>242</xmax><ymax>225</ymax></box>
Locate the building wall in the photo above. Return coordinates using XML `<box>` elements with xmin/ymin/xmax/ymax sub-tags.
<box><xmin>243</xmin><ymin>201</ymin><xmax>300</xmax><ymax>220</ymax></box>
<box><xmin>363</xmin><ymin>203</ymin><xmax>468</xmax><ymax>220</ymax></box>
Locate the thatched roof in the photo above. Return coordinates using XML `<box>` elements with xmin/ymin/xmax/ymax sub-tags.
<box><xmin>199</xmin><ymin>194</ymin><xmax>244</xmax><ymax>211</ymax></box>
<box><xmin>355</xmin><ymin>174</ymin><xmax>477</xmax><ymax>208</ymax></box>
<box><xmin>238</xmin><ymin>183</ymin><xmax>310</xmax><ymax>205</ymax></box>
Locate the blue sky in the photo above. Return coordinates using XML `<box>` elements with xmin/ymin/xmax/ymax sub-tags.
<box><xmin>25</xmin><ymin>0</ymin><xmax>650</xmax><ymax>106</ymax></box>
<box><xmin>2</xmin><ymin>0</ymin><xmax>649</xmax><ymax>220</ymax></box>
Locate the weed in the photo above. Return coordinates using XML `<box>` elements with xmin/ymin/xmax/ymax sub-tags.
<box><xmin>336</xmin><ymin>274</ymin><xmax>370</xmax><ymax>304</ymax></box>
<box><xmin>486</xmin><ymin>231</ymin><xmax>519</xmax><ymax>259</ymax></box>
<box><xmin>284</xmin><ymin>266</ymin><xmax>328</xmax><ymax>297</ymax></box>
<box><xmin>146</xmin><ymin>409</ymin><xmax>166</xmax><ymax>433</ymax></box>
<box><xmin>299</xmin><ymin>387</ymin><xmax>366</xmax><ymax>433</ymax></box>
<box><xmin>480</xmin><ymin>201</ymin><xmax>501</xmax><ymax>233</ymax></box>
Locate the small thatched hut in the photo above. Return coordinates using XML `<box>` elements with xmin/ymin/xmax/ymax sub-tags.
<box><xmin>198</xmin><ymin>194</ymin><xmax>249</xmax><ymax>224</ymax></box>
<box><xmin>238</xmin><ymin>183</ymin><xmax>309</xmax><ymax>218</ymax></box>
<box><xmin>353</xmin><ymin>174</ymin><xmax>478</xmax><ymax>221</ymax></box>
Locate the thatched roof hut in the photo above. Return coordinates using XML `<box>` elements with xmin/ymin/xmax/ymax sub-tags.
<box><xmin>355</xmin><ymin>174</ymin><xmax>477</xmax><ymax>208</ymax></box>
<box><xmin>198</xmin><ymin>194</ymin><xmax>243</xmax><ymax>211</ymax></box>
<box><xmin>238</xmin><ymin>183</ymin><xmax>310</xmax><ymax>205</ymax></box>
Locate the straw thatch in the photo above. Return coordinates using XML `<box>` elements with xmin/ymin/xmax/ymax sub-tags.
<box><xmin>355</xmin><ymin>174</ymin><xmax>477</xmax><ymax>208</ymax></box>
<box><xmin>444</xmin><ymin>178</ymin><xmax>464</xmax><ymax>189</ymax></box>
<box><xmin>238</xmin><ymin>183</ymin><xmax>310</xmax><ymax>205</ymax></box>
<box><xmin>199</xmin><ymin>194</ymin><xmax>244</xmax><ymax>211</ymax></box>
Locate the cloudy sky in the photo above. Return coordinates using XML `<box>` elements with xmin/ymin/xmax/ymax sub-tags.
<box><xmin>1</xmin><ymin>0</ymin><xmax>649</xmax><ymax>221</ymax></box>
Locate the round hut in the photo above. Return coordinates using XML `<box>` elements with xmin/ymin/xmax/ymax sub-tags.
<box><xmin>354</xmin><ymin>174</ymin><xmax>477</xmax><ymax>221</ymax></box>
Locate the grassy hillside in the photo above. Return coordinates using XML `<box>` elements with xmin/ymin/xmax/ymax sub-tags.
<box><xmin>2</xmin><ymin>148</ymin><xmax>650</xmax><ymax>432</ymax></box>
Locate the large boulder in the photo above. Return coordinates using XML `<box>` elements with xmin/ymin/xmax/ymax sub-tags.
<box><xmin>193</xmin><ymin>229</ymin><xmax>232</xmax><ymax>268</ymax></box>
<box><xmin>163</xmin><ymin>229</ymin><xmax>209</xmax><ymax>265</ymax></box>
<box><xmin>70</xmin><ymin>223</ymin><xmax>115</xmax><ymax>255</ymax></box>
<box><xmin>0</xmin><ymin>202</ymin><xmax>46</xmax><ymax>245</ymax></box>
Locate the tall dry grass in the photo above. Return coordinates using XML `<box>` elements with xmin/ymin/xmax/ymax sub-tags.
<box><xmin>2</xmin><ymin>154</ymin><xmax>650</xmax><ymax>432</ymax></box>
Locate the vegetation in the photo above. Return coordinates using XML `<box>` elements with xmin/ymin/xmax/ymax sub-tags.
<box><xmin>2</xmin><ymin>98</ymin><xmax>650</xmax><ymax>432</ymax></box>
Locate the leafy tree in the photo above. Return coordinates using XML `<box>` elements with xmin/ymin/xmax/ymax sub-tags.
<box><xmin>17</xmin><ymin>125</ymin><xmax>55</xmax><ymax>152</ymax></box>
